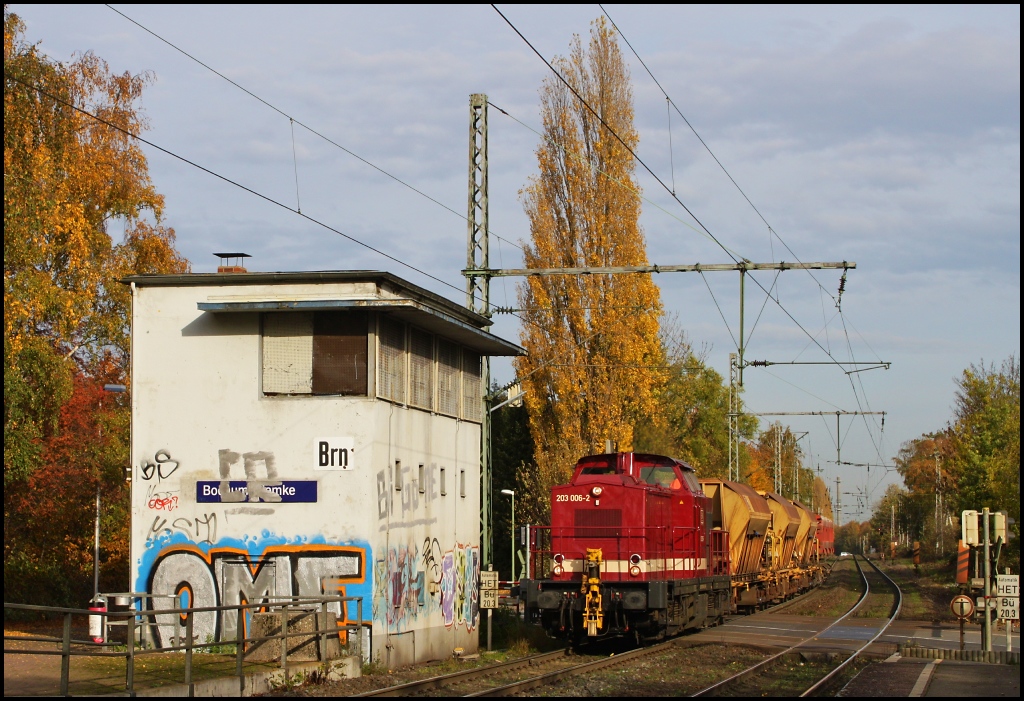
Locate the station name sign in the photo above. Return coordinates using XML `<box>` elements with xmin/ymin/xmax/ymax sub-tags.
<box><xmin>196</xmin><ymin>480</ymin><xmax>318</xmax><ymax>503</ymax></box>
<box><xmin>315</xmin><ymin>437</ymin><xmax>355</xmax><ymax>471</ymax></box>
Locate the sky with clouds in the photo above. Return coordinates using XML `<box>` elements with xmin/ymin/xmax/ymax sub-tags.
<box><xmin>10</xmin><ymin>4</ymin><xmax>1019</xmax><ymax>522</ymax></box>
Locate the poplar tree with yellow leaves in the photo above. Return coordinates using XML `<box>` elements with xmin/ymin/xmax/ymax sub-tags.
<box><xmin>515</xmin><ymin>18</ymin><xmax>663</xmax><ymax>522</ymax></box>
<box><xmin>5</xmin><ymin>8</ymin><xmax>188</xmax><ymax>604</ymax></box>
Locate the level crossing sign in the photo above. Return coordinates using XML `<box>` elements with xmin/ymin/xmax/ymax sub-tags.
<box><xmin>480</xmin><ymin>570</ymin><xmax>499</xmax><ymax>609</ymax></box>
<box><xmin>996</xmin><ymin>574</ymin><xmax>1019</xmax><ymax>620</ymax></box>
<box><xmin>950</xmin><ymin>594</ymin><xmax>975</xmax><ymax>620</ymax></box>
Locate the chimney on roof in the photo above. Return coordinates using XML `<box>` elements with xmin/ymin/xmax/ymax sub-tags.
<box><xmin>214</xmin><ymin>252</ymin><xmax>251</xmax><ymax>273</ymax></box>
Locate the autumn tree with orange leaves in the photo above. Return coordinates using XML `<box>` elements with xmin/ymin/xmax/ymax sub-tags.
<box><xmin>4</xmin><ymin>9</ymin><xmax>188</xmax><ymax>605</ymax></box>
<box><xmin>515</xmin><ymin>18</ymin><xmax>663</xmax><ymax>522</ymax></box>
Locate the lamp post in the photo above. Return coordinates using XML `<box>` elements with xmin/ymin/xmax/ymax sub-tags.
<box><xmin>89</xmin><ymin>383</ymin><xmax>126</xmax><ymax>643</ymax></box>
<box><xmin>500</xmin><ymin>489</ymin><xmax>515</xmax><ymax>582</ymax></box>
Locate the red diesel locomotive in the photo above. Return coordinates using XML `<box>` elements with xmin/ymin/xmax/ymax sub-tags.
<box><xmin>520</xmin><ymin>452</ymin><xmax>831</xmax><ymax>642</ymax></box>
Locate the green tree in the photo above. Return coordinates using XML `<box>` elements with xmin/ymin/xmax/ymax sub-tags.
<box><xmin>491</xmin><ymin>390</ymin><xmax>535</xmax><ymax>581</ymax></box>
<box><xmin>948</xmin><ymin>357</ymin><xmax>1020</xmax><ymax>522</ymax></box>
<box><xmin>515</xmin><ymin>17</ymin><xmax>662</xmax><ymax>523</ymax></box>
<box><xmin>742</xmin><ymin>422</ymin><xmax>809</xmax><ymax>500</ymax></box>
<box><xmin>893</xmin><ymin>433</ymin><xmax>949</xmax><ymax>548</ymax></box>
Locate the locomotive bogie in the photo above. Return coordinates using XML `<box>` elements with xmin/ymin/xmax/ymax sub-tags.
<box><xmin>522</xmin><ymin>576</ymin><xmax>731</xmax><ymax>641</ymax></box>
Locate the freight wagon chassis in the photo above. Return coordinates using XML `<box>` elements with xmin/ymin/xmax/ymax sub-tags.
<box><xmin>733</xmin><ymin>566</ymin><xmax>826</xmax><ymax>612</ymax></box>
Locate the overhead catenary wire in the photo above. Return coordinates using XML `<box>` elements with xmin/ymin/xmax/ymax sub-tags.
<box><xmin>595</xmin><ymin>4</ymin><xmax>893</xmax><ymax>464</ymax></box>
<box><xmin>490</xmin><ymin>97</ymin><xmax>843</xmax><ymax>386</ymax></box>
<box><xmin>487</xmin><ymin>100</ymin><xmax>736</xmax><ymax>254</ymax></box>
<box><xmin>491</xmin><ymin>4</ymin><xmax>734</xmax><ymax>261</ymax></box>
<box><xmin>103</xmin><ymin>3</ymin><xmax>527</xmax><ymax>257</ymax></box>
<box><xmin>103</xmin><ymin>5</ymin><xmax>886</xmax><ymax>476</ymax></box>
<box><xmin>598</xmin><ymin>2</ymin><xmax>841</xmax><ymax>305</ymax></box>
<box><xmin>491</xmin><ymin>5</ymin><xmax>865</xmax><ymax>381</ymax></box>
<box><xmin>12</xmin><ymin>70</ymin><xmax>682</xmax><ymax>402</ymax></box>
<box><xmin>5</xmin><ymin>71</ymin><xmax>471</xmax><ymax>303</ymax></box>
<box><xmin>493</xmin><ymin>6</ymin><xmax>889</xmax><ymax>488</ymax></box>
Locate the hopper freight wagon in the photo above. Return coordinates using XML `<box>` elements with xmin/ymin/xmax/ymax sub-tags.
<box><xmin>522</xmin><ymin>452</ymin><xmax>834</xmax><ymax>642</ymax></box>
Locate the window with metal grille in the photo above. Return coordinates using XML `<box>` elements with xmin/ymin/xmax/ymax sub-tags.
<box><xmin>461</xmin><ymin>350</ymin><xmax>481</xmax><ymax>422</ymax></box>
<box><xmin>436</xmin><ymin>339</ymin><xmax>460</xmax><ymax>417</ymax></box>
<box><xmin>377</xmin><ymin>316</ymin><xmax>406</xmax><ymax>403</ymax></box>
<box><xmin>263</xmin><ymin>311</ymin><xmax>367</xmax><ymax>396</ymax></box>
<box><xmin>263</xmin><ymin>313</ymin><xmax>314</xmax><ymax>394</ymax></box>
<box><xmin>408</xmin><ymin>328</ymin><xmax>434</xmax><ymax>410</ymax></box>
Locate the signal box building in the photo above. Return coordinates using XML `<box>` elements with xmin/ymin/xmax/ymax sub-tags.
<box><xmin>124</xmin><ymin>269</ymin><xmax>522</xmax><ymax>667</ymax></box>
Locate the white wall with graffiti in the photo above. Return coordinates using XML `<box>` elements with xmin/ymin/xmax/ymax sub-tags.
<box><xmin>127</xmin><ymin>273</ymin><xmax>520</xmax><ymax>667</ymax></box>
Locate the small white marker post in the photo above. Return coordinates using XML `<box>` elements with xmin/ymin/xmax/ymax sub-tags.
<box><xmin>998</xmin><ymin>568</ymin><xmax>1018</xmax><ymax>653</ymax></box>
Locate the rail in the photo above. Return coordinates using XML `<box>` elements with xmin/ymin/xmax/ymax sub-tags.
<box><xmin>799</xmin><ymin>554</ymin><xmax>902</xmax><ymax>696</ymax></box>
<box><xmin>691</xmin><ymin>554</ymin><xmax>875</xmax><ymax>696</ymax></box>
<box><xmin>4</xmin><ymin>595</ymin><xmax>363</xmax><ymax>696</ymax></box>
<box><xmin>353</xmin><ymin>648</ymin><xmax>572</xmax><ymax>697</ymax></box>
<box><xmin>352</xmin><ymin>559</ymin><xmax>841</xmax><ymax>697</ymax></box>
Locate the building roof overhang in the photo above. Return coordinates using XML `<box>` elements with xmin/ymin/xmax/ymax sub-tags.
<box><xmin>122</xmin><ymin>270</ymin><xmax>524</xmax><ymax>357</ymax></box>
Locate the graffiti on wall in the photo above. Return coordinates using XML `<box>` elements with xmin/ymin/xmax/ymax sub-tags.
<box><xmin>138</xmin><ymin>532</ymin><xmax>371</xmax><ymax>646</ymax></box>
<box><xmin>140</xmin><ymin>449</ymin><xmax>182</xmax><ymax>512</ymax></box>
<box><xmin>140</xmin><ymin>449</ymin><xmax>180</xmax><ymax>481</ymax></box>
<box><xmin>377</xmin><ymin>462</ymin><xmax>451</xmax><ymax>529</ymax></box>
<box><xmin>149</xmin><ymin>512</ymin><xmax>218</xmax><ymax>545</ymax></box>
<box><xmin>135</xmin><ymin>446</ymin><xmax>478</xmax><ymax>648</ymax></box>
<box><xmin>217</xmin><ymin>449</ymin><xmax>283</xmax><ymax>503</ymax></box>
<box><xmin>371</xmin><ymin>538</ymin><xmax>478</xmax><ymax>632</ymax></box>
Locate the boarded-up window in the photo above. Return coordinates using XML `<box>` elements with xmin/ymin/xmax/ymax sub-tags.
<box><xmin>263</xmin><ymin>313</ymin><xmax>314</xmax><ymax>394</ymax></box>
<box><xmin>462</xmin><ymin>350</ymin><xmax>482</xmax><ymax>422</ymax></box>
<box><xmin>409</xmin><ymin>328</ymin><xmax>434</xmax><ymax>410</ymax></box>
<box><xmin>313</xmin><ymin>311</ymin><xmax>368</xmax><ymax>395</ymax></box>
<box><xmin>436</xmin><ymin>339</ymin><xmax>460</xmax><ymax>417</ymax></box>
<box><xmin>378</xmin><ymin>316</ymin><xmax>406</xmax><ymax>403</ymax></box>
<box><xmin>263</xmin><ymin>312</ymin><xmax>368</xmax><ymax>396</ymax></box>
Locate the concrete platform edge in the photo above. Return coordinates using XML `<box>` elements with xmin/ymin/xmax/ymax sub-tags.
<box><xmin>899</xmin><ymin>643</ymin><xmax>1020</xmax><ymax>664</ymax></box>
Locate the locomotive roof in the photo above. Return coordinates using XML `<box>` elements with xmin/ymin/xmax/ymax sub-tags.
<box><xmin>568</xmin><ymin>452</ymin><xmax>701</xmax><ymax>493</ymax></box>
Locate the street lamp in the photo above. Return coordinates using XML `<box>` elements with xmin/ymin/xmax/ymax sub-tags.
<box><xmin>90</xmin><ymin>383</ymin><xmax>126</xmax><ymax>643</ymax></box>
<box><xmin>500</xmin><ymin>489</ymin><xmax>515</xmax><ymax>582</ymax></box>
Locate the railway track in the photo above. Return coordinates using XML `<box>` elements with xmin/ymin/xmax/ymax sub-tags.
<box><xmin>691</xmin><ymin>554</ymin><xmax>902</xmax><ymax>697</ymax></box>
<box><xmin>331</xmin><ymin>559</ymin><xmax>867</xmax><ymax>698</ymax></box>
<box><xmin>353</xmin><ymin>639</ymin><xmax>706</xmax><ymax>697</ymax></box>
<box><xmin>352</xmin><ymin>561</ymin><xmax>848</xmax><ymax>697</ymax></box>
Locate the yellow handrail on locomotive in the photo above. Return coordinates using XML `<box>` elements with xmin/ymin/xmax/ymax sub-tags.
<box><xmin>582</xmin><ymin>548</ymin><xmax>603</xmax><ymax>636</ymax></box>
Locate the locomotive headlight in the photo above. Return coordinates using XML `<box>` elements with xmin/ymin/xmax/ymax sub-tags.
<box><xmin>629</xmin><ymin>553</ymin><xmax>642</xmax><ymax>565</ymax></box>
<box><xmin>629</xmin><ymin>565</ymin><xmax>642</xmax><ymax>577</ymax></box>
<box><xmin>553</xmin><ymin>553</ymin><xmax>564</xmax><ymax>564</ymax></box>
<box><xmin>591</xmin><ymin>486</ymin><xmax>604</xmax><ymax>497</ymax></box>
<box><xmin>553</xmin><ymin>564</ymin><xmax>564</xmax><ymax>576</ymax></box>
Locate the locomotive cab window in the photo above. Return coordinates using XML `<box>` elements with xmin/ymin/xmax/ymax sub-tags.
<box><xmin>640</xmin><ymin>465</ymin><xmax>681</xmax><ymax>489</ymax></box>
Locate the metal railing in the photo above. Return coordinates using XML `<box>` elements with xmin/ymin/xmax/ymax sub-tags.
<box><xmin>5</xmin><ymin>595</ymin><xmax>363</xmax><ymax>696</ymax></box>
